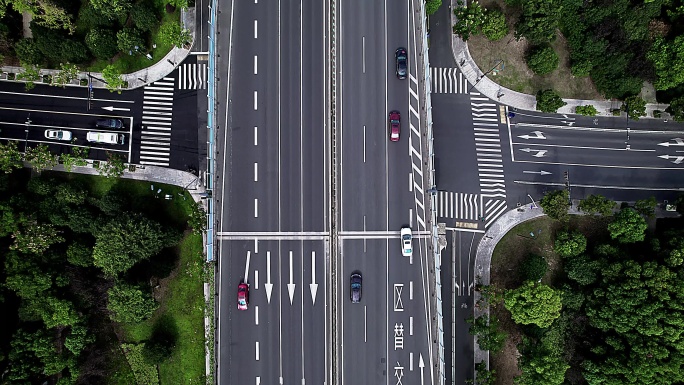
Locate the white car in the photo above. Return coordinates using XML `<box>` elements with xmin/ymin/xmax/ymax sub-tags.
<box><xmin>44</xmin><ymin>129</ymin><xmax>72</xmax><ymax>141</ymax></box>
<box><xmin>400</xmin><ymin>227</ymin><xmax>413</xmax><ymax>257</ymax></box>
<box><xmin>86</xmin><ymin>131</ymin><xmax>125</xmax><ymax>145</ymax></box>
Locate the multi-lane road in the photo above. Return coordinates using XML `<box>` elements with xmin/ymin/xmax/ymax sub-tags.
<box><xmin>215</xmin><ymin>0</ymin><xmax>434</xmax><ymax>384</ymax></box>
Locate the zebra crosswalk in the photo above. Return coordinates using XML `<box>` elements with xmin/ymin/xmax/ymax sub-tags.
<box><xmin>140</xmin><ymin>77</ymin><xmax>174</xmax><ymax>166</ymax></box>
<box><xmin>471</xmin><ymin>95</ymin><xmax>508</xmax><ymax>227</ymax></box>
<box><xmin>177</xmin><ymin>63</ymin><xmax>207</xmax><ymax>89</ymax></box>
<box><xmin>436</xmin><ymin>192</ymin><xmax>480</xmax><ymax>220</ymax></box>
<box><xmin>431</xmin><ymin>67</ymin><xmax>470</xmax><ymax>94</ymax></box>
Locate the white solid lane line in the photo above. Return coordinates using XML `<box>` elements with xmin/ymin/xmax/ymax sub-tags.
<box><xmin>364</xmin><ymin>305</ymin><xmax>367</xmax><ymax>343</ymax></box>
<box><xmin>254</xmin><ymin>199</ymin><xmax>258</xmax><ymax>217</ymax></box>
<box><xmin>410</xmin><ymin>281</ymin><xmax>413</xmax><ymax>300</ymax></box>
<box><xmin>255</xmin><ymin>341</ymin><xmax>259</xmax><ymax>360</ymax></box>
<box><xmin>254</xmin><ymin>126</ymin><xmax>258</xmax><ymax>146</ymax></box>
<box><xmin>255</xmin><ymin>270</ymin><xmax>259</xmax><ymax>290</ymax></box>
<box><xmin>362</xmin><ymin>36</ymin><xmax>366</xmax><ymax>73</ymax></box>
<box><xmin>255</xmin><ymin>305</ymin><xmax>259</xmax><ymax>325</ymax></box>
<box><xmin>409</xmin><ymin>172</ymin><xmax>413</xmax><ymax>191</ymax></box>
<box><xmin>409</xmin><ymin>209</ymin><xmax>413</xmax><ymax>228</ymax></box>
<box><xmin>254</xmin><ymin>162</ymin><xmax>258</xmax><ymax>181</ymax></box>
<box><xmin>363</xmin><ymin>125</ymin><xmax>366</xmax><ymax>162</ymax></box>
<box><xmin>256</xmin><ymin>377</ymin><xmax>260</xmax><ymax>385</ymax></box>
<box><xmin>409</xmin><ymin>316</ymin><xmax>413</xmax><ymax>335</ymax></box>
<box><xmin>254</xmin><ymin>55</ymin><xmax>258</xmax><ymax>75</ymax></box>
<box><xmin>254</xmin><ymin>91</ymin><xmax>258</xmax><ymax>110</ymax></box>
<box><xmin>254</xmin><ymin>19</ymin><xmax>258</xmax><ymax>39</ymax></box>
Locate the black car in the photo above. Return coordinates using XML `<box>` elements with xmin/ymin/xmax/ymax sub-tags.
<box><xmin>350</xmin><ymin>271</ymin><xmax>362</xmax><ymax>303</ymax></box>
<box><xmin>96</xmin><ymin>118</ymin><xmax>124</xmax><ymax>129</ymax></box>
<box><xmin>395</xmin><ymin>47</ymin><xmax>407</xmax><ymax>79</ymax></box>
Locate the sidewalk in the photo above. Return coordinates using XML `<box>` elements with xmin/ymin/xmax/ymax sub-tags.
<box><xmin>0</xmin><ymin>7</ymin><xmax>196</xmax><ymax>91</ymax></box>
<box><xmin>448</xmin><ymin>0</ymin><xmax>671</xmax><ymax>119</ymax></box>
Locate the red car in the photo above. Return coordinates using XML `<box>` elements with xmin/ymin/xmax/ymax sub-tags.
<box><xmin>237</xmin><ymin>282</ymin><xmax>249</xmax><ymax>311</ymax></box>
<box><xmin>389</xmin><ymin>110</ymin><xmax>401</xmax><ymax>142</ymax></box>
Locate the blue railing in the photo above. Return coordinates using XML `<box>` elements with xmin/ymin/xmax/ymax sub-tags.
<box><xmin>205</xmin><ymin>0</ymin><xmax>217</xmax><ymax>262</ymax></box>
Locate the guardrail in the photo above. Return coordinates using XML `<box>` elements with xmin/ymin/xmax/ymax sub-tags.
<box><xmin>416</xmin><ymin>0</ymin><xmax>445</xmax><ymax>383</ymax></box>
<box><xmin>205</xmin><ymin>0</ymin><xmax>217</xmax><ymax>262</ymax></box>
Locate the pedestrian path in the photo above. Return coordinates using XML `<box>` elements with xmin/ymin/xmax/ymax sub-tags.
<box><xmin>436</xmin><ymin>191</ymin><xmax>480</xmax><ymax>220</ymax></box>
<box><xmin>471</xmin><ymin>93</ymin><xmax>508</xmax><ymax>227</ymax></box>
<box><xmin>177</xmin><ymin>62</ymin><xmax>208</xmax><ymax>90</ymax></box>
<box><xmin>140</xmin><ymin>77</ymin><xmax>175</xmax><ymax>166</ymax></box>
<box><xmin>431</xmin><ymin>67</ymin><xmax>469</xmax><ymax>94</ymax></box>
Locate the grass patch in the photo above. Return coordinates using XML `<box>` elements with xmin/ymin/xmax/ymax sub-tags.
<box><xmin>120</xmin><ymin>232</ymin><xmax>206</xmax><ymax>384</ymax></box>
<box><xmin>122</xmin><ymin>343</ymin><xmax>160</xmax><ymax>385</ymax></box>
<box><xmin>468</xmin><ymin>0</ymin><xmax>605</xmax><ymax>100</ymax></box>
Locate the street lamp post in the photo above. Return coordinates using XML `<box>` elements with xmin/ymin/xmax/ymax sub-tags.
<box><xmin>467</xmin><ymin>59</ymin><xmax>503</xmax><ymax>93</ymax></box>
<box><xmin>24</xmin><ymin>114</ymin><xmax>31</xmax><ymax>153</ymax></box>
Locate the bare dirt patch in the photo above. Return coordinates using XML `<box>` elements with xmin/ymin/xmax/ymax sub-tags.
<box><xmin>467</xmin><ymin>0</ymin><xmax>605</xmax><ymax>100</ymax></box>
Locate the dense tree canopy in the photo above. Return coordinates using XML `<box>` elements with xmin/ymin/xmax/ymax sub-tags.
<box><xmin>504</xmin><ymin>280</ymin><xmax>563</xmax><ymax>328</ymax></box>
<box><xmin>607</xmin><ymin>208</ymin><xmax>648</xmax><ymax>244</ymax></box>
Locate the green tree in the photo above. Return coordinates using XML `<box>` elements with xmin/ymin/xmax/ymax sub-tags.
<box><xmin>520</xmin><ymin>254</ymin><xmax>547</xmax><ymax>281</ymax></box>
<box><xmin>622</xmin><ymin>95</ymin><xmax>647</xmax><ymax>120</ymax></box>
<box><xmin>116</xmin><ymin>27</ymin><xmax>145</xmax><ymax>53</ymax></box>
<box><xmin>59</xmin><ymin>146</ymin><xmax>89</xmax><ymax>172</ymax></box>
<box><xmin>513</xmin><ymin>0</ymin><xmax>561</xmax><ymax>44</ymax></box>
<box><xmin>634</xmin><ymin>196</ymin><xmax>657</xmax><ymax>218</ymax></box>
<box><xmin>452</xmin><ymin>1</ymin><xmax>486</xmax><ymax>41</ymax></box>
<box><xmin>0</xmin><ymin>141</ymin><xmax>24</xmax><ymax>173</ymax></box>
<box><xmin>66</xmin><ymin>241</ymin><xmax>93</xmax><ymax>267</ymax></box>
<box><xmin>667</xmin><ymin>96</ymin><xmax>684</xmax><ymax>122</ymax></box>
<box><xmin>131</xmin><ymin>1</ymin><xmax>158</xmax><ymax>31</ymax></box>
<box><xmin>607</xmin><ymin>208</ymin><xmax>647</xmax><ymax>243</ymax></box>
<box><xmin>481</xmin><ymin>9</ymin><xmax>507</xmax><ymax>41</ymax></box>
<box><xmin>504</xmin><ymin>280</ymin><xmax>562</xmax><ymax>328</ymax></box>
<box><xmin>565</xmin><ymin>254</ymin><xmax>600</xmax><ymax>286</ymax></box>
<box><xmin>14</xmin><ymin>37</ymin><xmax>43</xmax><ymax>65</ymax></box>
<box><xmin>554</xmin><ymin>230</ymin><xmax>587</xmax><ymax>258</ymax></box>
<box><xmin>24</xmin><ymin>144</ymin><xmax>58</xmax><ymax>172</ymax></box>
<box><xmin>4</xmin><ymin>0</ymin><xmax>75</xmax><ymax>33</ymax></box>
<box><xmin>107</xmin><ymin>283</ymin><xmax>158</xmax><ymax>323</ymax></box>
<box><xmin>648</xmin><ymin>36</ymin><xmax>684</xmax><ymax>91</ymax></box>
<box><xmin>11</xmin><ymin>223</ymin><xmax>64</xmax><ymax>254</ymax></box>
<box><xmin>96</xmin><ymin>151</ymin><xmax>126</xmax><ymax>178</ymax></box>
<box><xmin>40</xmin><ymin>295</ymin><xmax>81</xmax><ymax>328</ymax></box>
<box><xmin>516</xmin><ymin>346</ymin><xmax>569</xmax><ymax>385</ymax></box>
<box><xmin>52</xmin><ymin>63</ymin><xmax>78</xmax><ymax>88</ymax></box>
<box><xmin>578</xmin><ymin>194</ymin><xmax>615</xmax><ymax>216</ymax></box>
<box><xmin>536</xmin><ymin>89</ymin><xmax>567</xmax><ymax>113</ymax></box>
<box><xmin>64</xmin><ymin>323</ymin><xmax>94</xmax><ymax>356</ymax></box>
<box><xmin>425</xmin><ymin>0</ymin><xmax>442</xmax><ymax>15</ymax></box>
<box><xmin>16</xmin><ymin>62</ymin><xmax>41</xmax><ymax>91</ymax></box>
<box><xmin>165</xmin><ymin>0</ymin><xmax>189</xmax><ymax>10</ymax></box>
<box><xmin>575</xmin><ymin>105</ymin><xmax>598</xmax><ymax>116</ymax></box>
<box><xmin>526</xmin><ymin>45</ymin><xmax>559</xmax><ymax>75</ymax></box>
<box><xmin>539</xmin><ymin>189</ymin><xmax>570</xmax><ymax>222</ymax></box>
<box><xmin>55</xmin><ymin>183</ymin><xmax>87</xmax><ymax>205</ymax></box>
<box><xmin>158</xmin><ymin>22</ymin><xmax>191</xmax><ymax>47</ymax></box>
<box><xmin>89</xmin><ymin>0</ymin><xmax>132</xmax><ymax>19</ymax></box>
<box><xmin>92</xmin><ymin>213</ymin><xmax>177</xmax><ymax>276</ymax></box>
<box><xmin>101</xmin><ymin>65</ymin><xmax>126</xmax><ymax>93</ymax></box>
<box><xmin>85</xmin><ymin>28</ymin><xmax>118</xmax><ymax>59</ymax></box>
<box><xmin>467</xmin><ymin>314</ymin><xmax>506</xmax><ymax>352</ymax></box>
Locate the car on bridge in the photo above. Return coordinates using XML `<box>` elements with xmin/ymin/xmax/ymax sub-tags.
<box><xmin>96</xmin><ymin>118</ymin><xmax>124</xmax><ymax>129</ymax></box>
<box><xmin>44</xmin><ymin>129</ymin><xmax>72</xmax><ymax>141</ymax></box>
<box><xmin>237</xmin><ymin>282</ymin><xmax>249</xmax><ymax>311</ymax></box>
<box><xmin>395</xmin><ymin>47</ymin><xmax>407</xmax><ymax>79</ymax></box>
<box><xmin>350</xmin><ymin>272</ymin><xmax>362</xmax><ymax>303</ymax></box>
<box><xmin>389</xmin><ymin>110</ymin><xmax>401</xmax><ymax>142</ymax></box>
<box><xmin>400</xmin><ymin>227</ymin><xmax>413</xmax><ymax>257</ymax></box>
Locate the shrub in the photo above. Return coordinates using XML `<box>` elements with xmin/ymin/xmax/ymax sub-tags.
<box><xmin>14</xmin><ymin>38</ymin><xmax>42</xmax><ymax>65</ymax></box>
<box><xmin>527</xmin><ymin>45</ymin><xmax>559</xmax><ymax>75</ymax></box>
<box><xmin>116</xmin><ymin>28</ymin><xmax>145</xmax><ymax>53</ymax></box>
<box><xmin>667</xmin><ymin>96</ymin><xmax>684</xmax><ymax>121</ymax></box>
<box><xmin>622</xmin><ymin>95</ymin><xmax>646</xmax><ymax>120</ymax></box>
<box><xmin>86</xmin><ymin>28</ymin><xmax>119</xmax><ymax>59</ymax></box>
<box><xmin>520</xmin><ymin>254</ymin><xmax>547</xmax><ymax>281</ymax></box>
<box><xmin>425</xmin><ymin>0</ymin><xmax>442</xmax><ymax>15</ymax></box>
<box><xmin>554</xmin><ymin>230</ymin><xmax>587</xmax><ymax>258</ymax></box>
<box><xmin>482</xmin><ymin>9</ymin><xmax>508</xmax><ymax>41</ymax></box>
<box><xmin>536</xmin><ymin>89</ymin><xmax>566</xmax><ymax>113</ymax></box>
<box><xmin>570</xmin><ymin>60</ymin><xmax>592</xmax><ymax>77</ymax></box>
<box><xmin>158</xmin><ymin>22</ymin><xmax>191</xmax><ymax>47</ymax></box>
<box><xmin>575</xmin><ymin>105</ymin><xmax>598</xmax><ymax>116</ymax></box>
<box><xmin>131</xmin><ymin>1</ymin><xmax>159</xmax><ymax>31</ymax></box>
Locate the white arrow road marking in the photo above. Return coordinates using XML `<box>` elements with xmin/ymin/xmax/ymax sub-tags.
<box><xmin>265</xmin><ymin>251</ymin><xmax>273</xmax><ymax>303</ymax></box>
<box><xmin>244</xmin><ymin>251</ymin><xmax>251</xmax><ymax>284</ymax></box>
<box><xmin>517</xmin><ymin>130</ymin><xmax>546</xmax><ymax>140</ymax></box>
<box><xmin>287</xmin><ymin>251</ymin><xmax>295</xmax><ymax>305</ymax></box>
<box><xmin>658</xmin><ymin>138</ymin><xmax>684</xmax><ymax>147</ymax></box>
<box><xmin>523</xmin><ymin>170</ymin><xmax>552</xmax><ymax>175</ymax></box>
<box><xmin>519</xmin><ymin>148</ymin><xmax>548</xmax><ymax>157</ymax></box>
<box><xmin>101</xmin><ymin>106</ymin><xmax>130</xmax><ymax>112</ymax></box>
<box><xmin>419</xmin><ymin>354</ymin><xmax>425</xmax><ymax>385</ymax></box>
<box><xmin>309</xmin><ymin>251</ymin><xmax>318</xmax><ymax>305</ymax></box>
<box><xmin>561</xmin><ymin>120</ymin><xmax>575</xmax><ymax>126</ymax></box>
<box><xmin>658</xmin><ymin>154</ymin><xmax>684</xmax><ymax>164</ymax></box>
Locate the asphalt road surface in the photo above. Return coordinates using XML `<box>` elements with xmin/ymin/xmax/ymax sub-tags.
<box><xmin>215</xmin><ymin>0</ymin><xmax>328</xmax><ymax>384</ymax></box>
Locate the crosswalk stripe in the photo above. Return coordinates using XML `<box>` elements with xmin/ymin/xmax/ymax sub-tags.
<box><xmin>178</xmin><ymin>63</ymin><xmax>209</xmax><ymax>89</ymax></box>
<box><xmin>140</xmin><ymin>78</ymin><xmax>175</xmax><ymax>166</ymax></box>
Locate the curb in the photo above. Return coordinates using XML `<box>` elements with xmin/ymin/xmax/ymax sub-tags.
<box><xmin>449</xmin><ymin>0</ymin><xmax>672</xmax><ymax>119</ymax></box>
